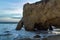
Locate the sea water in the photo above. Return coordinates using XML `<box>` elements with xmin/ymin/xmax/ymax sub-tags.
<box><xmin>0</xmin><ymin>23</ymin><xmax>17</xmax><ymax>33</ymax></box>
<box><xmin>0</xmin><ymin>23</ymin><xmax>60</xmax><ymax>40</ymax></box>
<box><xmin>0</xmin><ymin>23</ymin><xmax>36</xmax><ymax>40</ymax></box>
<box><xmin>0</xmin><ymin>23</ymin><xmax>18</xmax><ymax>40</ymax></box>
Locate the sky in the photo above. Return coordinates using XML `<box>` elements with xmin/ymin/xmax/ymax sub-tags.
<box><xmin>0</xmin><ymin>0</ymin><xmax>40</xmax><ymax>22</ymax></box>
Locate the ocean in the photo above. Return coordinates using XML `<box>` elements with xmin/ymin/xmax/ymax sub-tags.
<box><xmin>0</xmin><ymin>23</ymin><xmax>37</xmax><ymax>40</ymax></box>
<box><xmin>0</xmin><ymin>23</ymin><xmax>18</xmax><ymax>40</ymax></box>
<box><xmin>0</xmin><ymin>23</ymin><xmax>60</xmax><ymax>40</ymax></box>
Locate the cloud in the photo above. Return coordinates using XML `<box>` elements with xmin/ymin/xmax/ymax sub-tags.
<box><xmin>0</xmin><ymin>1</ymin><xmax>23</xmax><ymax>17</ymax></box>
<box><xmin>0</xmin><ymin>0</ymin><xmax>41</xmax><ymax>22</ymax></box>
<box><xmin>0</xmin><ymin>17</ymin><xmax>20</xmax><ymax>22</ymax></box>
<box><xmin>3</xmin><ymin>9</ymin><xmax>20</xmax><ymax>14</ymax></box>
<box><xmin>0</xmin><ymin>0</ymin><xmax>21</xmax><ymax>14</ymax></box>
<box><xmin>0</xmin><ymin>0</ymin><xmax>40</xmax><ymax>16</ymax></box>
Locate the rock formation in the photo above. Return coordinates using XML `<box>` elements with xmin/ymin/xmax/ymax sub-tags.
<box><xmin>16</xmin><ymin>18</ymin><xmax>23</xmax><ymax>30</ymax></box>
<box><xmin>16</xmin><ymin>0</ymin><xmax>60</xmax><ymax>31</ymax></box>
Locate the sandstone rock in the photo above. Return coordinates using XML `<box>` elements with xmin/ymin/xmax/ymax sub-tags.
<box><xmin>16</xmin><ymin>0</ymin><xmax>60</xmax><ymax>31</ymax></box>
<box><xmin>16</xmin><ymin>18</ymin><xmax>23</xmax><ymax>30</ymax></box>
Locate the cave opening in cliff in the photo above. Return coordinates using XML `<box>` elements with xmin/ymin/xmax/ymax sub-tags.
<box><xmin>34</xmin><ymin>23</ymin><xmax>44</xmax><ymax>31</ymax></box>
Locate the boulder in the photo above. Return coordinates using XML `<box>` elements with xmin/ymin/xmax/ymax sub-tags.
<box><xmin>33</xmin><ymin>35</ymin><xmax>41</xmax><ymax>38</ymax></box>
<box><xmin>16</xmin><ymin>0</ymin><xmax>60</xmax><ymax>31</ymax></box>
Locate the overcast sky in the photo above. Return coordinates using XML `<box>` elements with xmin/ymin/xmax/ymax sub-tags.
<box><xmin>0</xmin><ymin>0</ymin><xmax>40</xmax><ymax>22</ymax></box>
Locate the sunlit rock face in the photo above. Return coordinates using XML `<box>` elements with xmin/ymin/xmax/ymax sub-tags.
<box><xmin>16</xmin><ymin>0</ymin><xmax>60</xmax><ymax>31</ymax></box>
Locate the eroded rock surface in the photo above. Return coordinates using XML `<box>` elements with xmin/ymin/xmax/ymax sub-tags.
<box><xmin>16</xmin><ymin>0</ymin><xmax>60</xmax><ymax>31</ymax></box>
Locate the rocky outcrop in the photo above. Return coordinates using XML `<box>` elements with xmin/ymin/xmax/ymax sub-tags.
<box><xmin>16</xmin><ymin>0</ymin><xmax>60</xmax><ymax>31</ymax></box>
<box><xmin>16</xmin><ymin>18</ymin><xmax>23</xmax><ymax>30</ymax></box>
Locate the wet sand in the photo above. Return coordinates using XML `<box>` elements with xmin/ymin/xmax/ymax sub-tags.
<box><xmin>47</xmin><ymin>35</ymin><xmax>60</xmax><ymax>40</ymax></box>
<box><xmin>14</xmin><ymin>35</ymin><xmax>60</xmax><ymax>40</ymax></box>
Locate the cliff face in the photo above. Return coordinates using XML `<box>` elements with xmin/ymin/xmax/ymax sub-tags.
<box><xmin>16</xmin><ymin>0</ymin><xmax>60</xmax><ymax>31</ymax></box>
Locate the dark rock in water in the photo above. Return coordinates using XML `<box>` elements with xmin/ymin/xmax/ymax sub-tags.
<box><xmin>33</xmin><ymin>35</ymin><xmax>41</xmax><ymax>38</ymax></box>
<box><xmin>4</xmin><ymin>31</ymin><xmax>10</xmax><ymax>33</ymax></box>
<box><xmin>16</xmin><ymin>18</ymin><xmax>23</xmax><ymax>30</ymax></box>
<box><xmin>0</xmin><ymin>33</ymin><xmax>12</xmax><ymax>36</ymax></box>
<box><xmin>49</xmin><ymin>26</ymin><xmax>53</xmax><ymax>31</ymax></box>
<box><xmin>0</xmin><ymin>31</ymin><xmax>12</xmax><ymax>36</ymax></box>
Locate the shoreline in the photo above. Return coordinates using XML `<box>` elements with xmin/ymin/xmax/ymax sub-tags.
<box><xmin>14</xmin><ymin>35</ymin><xmax>60</xmax><ymax>40</ymax></box>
